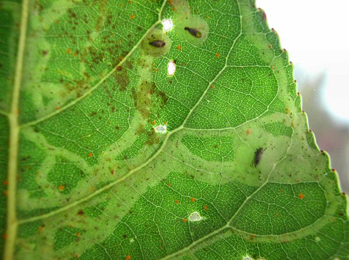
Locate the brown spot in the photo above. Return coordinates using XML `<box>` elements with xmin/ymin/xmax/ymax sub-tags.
<box><xmin>76</xmin><ymin>233</ymin><xmax>81</xmax><ymax>236</ymax></box>
<box><xmin>175</xmin><ymin>200</ymin><xmax>180</xmax><ymax>204</ymax></box>
<box><xmin>39</xmin><ymin>226</ymin><xmax>44</xmax><ymax>232</ymax></box>
<box><xmin>3</xmin><ymin>180</ymin><xmax>8</xmax><ymax>185</ymax></box>
<box><xmin>203</xmin><ymin>204</ymin><xmax>208</xmax><ymax>211</ymax></box>
<box><xmin>210</xmin><ymin>85</ymin><xmax>214</xmax><ymax>89</ymax></box>
<box><xmin>246</xmin><ymin>129</ymin><xmax>251</xmax><ymax>135</ymax></box>
<box><xmin>88</xmin><ymin>152</ymin><xmax>93</xmax><ymax>157</ymax></box>
<box><xmin>168</xmin><ymin>183</ymin><xmax>171</xmax><ymax>187</ymax></box>
<box><xmin>182</xmin><ymin>218</ymin><xmax>187</xmax><ymax>222</ymax></box>
<box><xmin>298</xmin><ymin>193</ymin><xmax>305</xmax><ymax>199</ymax></box>
<box><xmin>130</xmin><ymin>14</ymin><xmax>135</xmax><ymax>19</ymax></box>
<box><xmin>215</xmin><ymin>53</ymin><xmax>220</xmax><ymax>58</ymax></box>
<box><xmin>3</xmin><ymin>190</ymin><xmax>8</xmax><ymax>196</ymax></box>
<box><xmin>58</xmin><ymin>186</ymin><xmax>65</xmax><ymax>191</ymax></box>
<box><xmin>42</xmin><ymin>50</ymin><xmax>48</xmax><ymax>56</ymax></box>
<box><xmin>191</xmin><ymin>198</ymin><xmax>195</xmax><ymax>202</ymax></box>
<box><xmin>67</xmin><ymin>49</ymin><xmax>71</xmax><ymax>54</ymax></box>
<box><xmin>2</xmin><ymin>234</ymin><xmax>7</xmax><ymax>240</ymax></box>
<box><xmin>117</xmin><ymin>66</ymin><xmax>122</xmax><ymax>71</ymax></box>
<box><xmin>78</xmin><ymin>210</ymin><xmax>84</xmax><ymax>215</ymax></box>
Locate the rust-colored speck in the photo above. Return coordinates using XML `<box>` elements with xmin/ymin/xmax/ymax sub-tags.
<box><xmin>285</xmin><ymin>108</ymin><xmax>289</xmax><ymax>114</ymax></box>
<box><xmin>246</xmin><ymin>129</ymin><xmax>251</xmax><ymax>135</ymax></box>
<box><xmin>3</xmin><ymin>190</ymin><xmax>8</xmax><ymax>196</ymax></box>
<box><xmin>117</xmin><ymin>66</ymin><xmax>122</xmax><ymax>71</ymax></box>
<box><xmin>130</xmin><ymin>14</ymin><xmax>135</xmax><ymax>19</ymax></box>
<box><xmin>167</xmin><ymin>182</ymin><xmax>171</xmax><ymax>187</ymax></box>
<box><xmin>129</xmin><ymin>0</ymin><xmax>133</xmax><ymax>3</ymax></box>
<box><xmin>67</xmin><ymin>49</ymin><xmax>71</xmax><ymax>54</ymax></box>
<box><xmin>298</xmin><ymin>193</ymin><xmax>305</xmax><ymax>199</ymax></box>
<box><xmin>125</xmin><ymin>255</ymin><xmax>131</xmax><ymax>260</ymax></box>
<box><xmin>203</xmin><ymin>204</ymin><xmax>208</xmax><ymax>211</ymax></box>
<box><xmin>76</xmin><ymin>254</ymin><xmax>81</xmax><ymax>258</ymax></box>
<box><xmin>169</xmin><ymin>0</ymin><xmax>173</xmax><ymax>5</ymax></box>
<box><xmin>210</xmin><ymin>85</ymin><xmax>214</xmax><ymax>89</ymax></box>
<box><xmin>2</xmin><ymin>234</ymin><xmax>7</xmax><ymax>240</ymax></box>
<box><xmin>190</xmin><ymin>197</ymin><xmax>195</xmax><ymax>202</ymax></box>
<box><xmin>58</xmin><ymin>186</ymin><xmax>65</xmax><ymax>191</ymax></box>
<box><xmin>215</xmin><ymin>53</ymin><xmax>221</xmax><ymax>58</ymax></box>
<box><xmin>3</xmin><ymin>180</ymin><xmax>8</xmax><ymax>185</ymax></box>
<box><xmin>152</xmin><ymin>120</ymin><xmax>156</xmax><ymax>125</ymax></box>
<box><xmin>332</xmin><ymin>168</ymin><xmax>336</xmax><ymax>172</ymax></box>
<box><xmin>76</xmin><ymin>232</ymin><xmax>81</xmax><ymax>237</ymax></box>
<box><xmin>39</xmin><ymin>226</ymin><xmax>44</xmax><ymax>232</ymax></box>
<box><xmin>120</xmin><ymin>56</ymin><xmax>124</xmax><ymax>61</ymax></box>
<box><xmin>177</xmin><ymin>46</ymin><xmax>181</xmax><ymax>50</ymax></box>
<box><xmin>175</xmin><ymin>200</ymin><xmax>180</xmax><ymax>204</ymax></box>
<box><xmin>88</xmin><ymin>152</ymin><xmax>93</xmax><ymax>157</ymax></box>
<box><xmin>206</xmin><ymin>15</ymin><xmax>210</xmax><ymax>19</ymax></box>
<box><xmin>56</xmin><ymin>106</ymin><xmax>61</xmax><ymax>110</ymax></box>
<box><xmin>120</xmin><ymin>3</ymin><xmax>123</xmax><ymax>7</ymax></box>
<box><xmin>182</xmin><ymin>218</ymin><xmax>187</xmax><ymax>222</ymax></box>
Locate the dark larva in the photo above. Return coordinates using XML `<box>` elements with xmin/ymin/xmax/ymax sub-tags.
<box><xmin>184</xmin><ymin>27</ymin><xmax>202</xmax><ymax>38</ymax></box>
<box><xmin>149</xmin><ymin>40</ymin><xmax>166</xmax><ymax>48</ymax></box>
<box><xmin>254</xmin><ymin>148</ymin><xmax>264</xmax><ymax>166</ymax></box>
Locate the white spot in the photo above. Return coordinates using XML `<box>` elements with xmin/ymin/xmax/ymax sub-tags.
<box><xmin>189</xmin><ymin>212</ymin><xmax>202</xmax><ymax>222</ymax></box>
<box><xmin>129</xmin><ymin>238</ymin><xmax>134</xmax><ymax>243</ymax></box>
<box><xmin>167</xmin><ymin>60</ymin><xmax>176</xmax><ymax>76</ymax></box>
<box><xmin>162</xmin><ymin>19</ymin><xmax>173</xmax><ymax>32</ymax></box>
<box><xmin>243</xmin><ymin>255</ymin><xmax>253</xmax><ymax>260</ymax></box>
<box><xmin>154</xmin><ymin>124</ymin><xmax>167</xmax><ymax>134</ymax></box>
<box><xmin>315</xmin><ymin>236</ymin><xmax>321</xmax><ymax>242</ymax></box>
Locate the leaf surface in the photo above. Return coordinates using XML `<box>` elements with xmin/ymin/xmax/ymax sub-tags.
<box><xmin>0</xmin><ymin>0</ymin><xmax>348</xmax><ymax>259</ymax></box>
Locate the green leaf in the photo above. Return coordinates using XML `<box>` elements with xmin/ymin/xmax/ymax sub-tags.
<box><xmin>1</xmin><ymin>0</ymin><xmax>348</xmax><ymax>259</ymax></box>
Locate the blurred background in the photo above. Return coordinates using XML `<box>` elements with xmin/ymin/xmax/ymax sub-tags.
<box><xmin>257</xmin><ymin>0</ymin><xmax>349</xmax><ymax>193</ymax></box>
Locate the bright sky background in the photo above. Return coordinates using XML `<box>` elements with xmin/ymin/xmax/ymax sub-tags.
<box><xmin>257</xmin><ymin>0</ymin><xmax>349</xmax><ymax>122</ymax></box>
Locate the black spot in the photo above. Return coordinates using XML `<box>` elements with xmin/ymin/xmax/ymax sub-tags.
<box><xmin>253</xmin><ymin>148</ymin><xmax>264</xmax><ymax>166</ymax></box>
<box><xmin>184</xmin><ymin>27</ymin><xmax>202</xmax><ymax>38</ymax></box>
<box><xmin>149</xmin><ymin>40</ymin><xmax>166</xmax><ymax>48</ymax></box>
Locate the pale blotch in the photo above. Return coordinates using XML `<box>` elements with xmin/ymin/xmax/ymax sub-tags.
<box><xmin>167</xmin><ymin>60</ymin><xmax>176</xmax><ymax>76</ymax></box>
<box><xmin>162</xmin><ymin>19</ymin><xmax>173</xmax><ymax>32</ymax></box>
<box><xmin>243</xmin><ymin>255</ymin><xmax>253</xmax><ymax>260</ymax></box>
<box><xmin>129</xmin><ymin>238</ymin><xmax>135</xmax><ymax>243</ymax></box>
<box><xmin>154</xmin><ymin>124</ymin><xmax>167</xmax><ymax>134</ymax></box>
<box><xmin>315</xmin><ymin>236</ymin><xmax>321</xmax><ymax>242</ymax></box>
<box><xmin>189</xmin><ymin>211</ymin><xmax>202</xmax><ymax>222</ymax></box>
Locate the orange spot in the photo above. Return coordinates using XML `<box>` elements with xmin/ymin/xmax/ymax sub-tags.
<box><xmin>298</xmin><ymin>193</ymin><xmax>305</xmax><ymax>199</ymax></box>
<box><xmin>190</xmin><ymin>198</ymin><xmax>195</xmax><ymax>202</ymax></box>
<box><xmin>89</xmin><ymin>187</ymin><xmax>95</xmax><ymax>192</ymax></box>
<box><xmin>39</xmin><ymin>226</ymin><xmax>44</xmax><ymax>232</ymax></box>
<box><xmin>56</xmin><ymin>106</ymin><xmax>61</xmax><ymax>110</ymax></box>
<box><xmin>168</xmin><ymin>182</ymin><xmax>171</xmax><ymax>187</ymax></box>
<box><xmin>203</xmin><ymin>204</ymin><xmax>208</xmax><ymax>211</ymax></box>
<box><xmin>76</xmin><ymin>232</ymin><xmax>81</xmax><ymax>237</ymax></box>
<box><xmin>58</xmin><ymin>186</ymin><xmax>65</xmax><ymax>191</ymax></box>
<box><xmin>177</xmin><ymin>46</ymin><xmax>181</xmax><ymax>50</ymax></box>
<box><xmin>169</xmin><ymin>0</ymin><xmax>173</xmax><ymax>4</ymax></box>
<box><xmin>164</xmin><ymin>122</ymin><xmax>167</xmax><ymax>125</ymax></box>
<box><xmin>130</xmin><ymin>14</ymin><xmax>135</xmax><ymax>19</ymax></box>
<box><xmin>215</xmin><ymin>53</ymin><xmax>220</xmax><ymax>58</ymax></box>
<box><xmin>120</xmin><ymin>56</ymin><xmax>124</xmax><ymax>61</ymax></box>
<box><xmin>172</xmin><ymin>7</ymin><xmax>176</xmax><ymax>11</ymax></box>
<box><xmin>76</xmin><ymin>254</ymin><xmax>81</xmax><ymax>258</ymax></box>
<box><xmin>210</xmin><ymin>85</ymin><xmax>214</xmax><ymax>89</ymax></box>
<box><xmin>67</xmin><ymin>49</ymin><xmax>71</xmax><ymax>54</ymax></box>
<box><xmin>246</xmin><ymin>129</ymin><xmax>251</xmax><ymax>135</ymax></box>
<box><xmin>175</xmin><ymin>200</ymin><xmax>180</xmax><ymax>204</ymax></box>
<box><xmin>129</xmin><ymin>0</ymin><xmax>132</xmax><ymax>3</ymax></box>
<box><xmin>120</xmin><ymin>3</ymin><xmax>123</xmax><ymax>7</ymax></box>
<box><xmin>2</xmin><ymin>234</ymin><xmax>7</xmax><ymax>240</ymax></box>
<box><xmin>182</xmin><ymin>218</ymin><xmax>187</xmax><ymax>222</ymax></box>
<box><xmin>74</xmin><ymin>52</ymin><xmax>78</xmax><ymax>57</ymax></box>
<box><xmin>206</xmin><ymin>15</ymin><xmax>210</xmax><ymax>19</ymax></box>
<box><xmin>3</xmin><ymin>180</ymin><xmax>8</xmax><ymax>185</ymax></box>
<box><xmin>285</xmin><ymin>108</ymin><xmax>289</xmax><ymax>114</ymax></box>
<box><xmin>88</xmin><ymin>152</ymin><xmax>93</xmax><ymax>157</ymax></box>
<box><xmin>3</xmin><ymin>190</ymin><xmax>8</xmax><ymax>196</ymax></box>
<box><xmin>125</xmin><ymin>255</ymin><xmax>131</xmax><ymax>260</ymax></box>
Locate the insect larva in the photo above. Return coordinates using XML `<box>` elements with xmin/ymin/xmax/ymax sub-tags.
<box><xmin>149</xmin><ymin>40</ymin><xmax>166</xmax><ymax>48</ymax></box>
<box><xmin>184</xmin><ymin>27</ymin><xmax>202</xmax><ymax>38</ymax></box>
<box><xmin>254</xmin><ymin>148</ymin><xmax>264</xmax><ymax>166</ymax></box>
